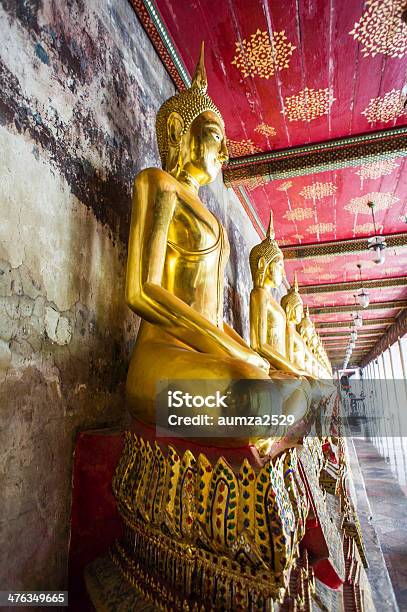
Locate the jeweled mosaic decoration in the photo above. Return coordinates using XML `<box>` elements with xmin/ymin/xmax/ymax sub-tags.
<box><xmin>355</xmin><ymin>159</ymin><xmax>399</xmax><ymax>181</ymax></box>
<box><xmin>284</xmin><ymin>207</ymin><xmax>314</xmax><ymax>221</ymax></box>
<box><xmin>227</xmin><ymin>139</ymin><xmax>261</xmax><ymax>157</ymax></box>
<box><xmin>231</xmin><ymin>30</ymin><xmax>296</xmax><ymax>79</ymax></box>
<box><xmin>306</xmin><ymin>222</ymin><xmax>335</xmax><ymax>235</ymax></box>
<box><xmin>349</xmin><ymin>0</ymin><xmax>407</xmax><ymax>58</ymax></box>
<box><xmin>300</xmin><ymin>182</ymin><xmax>337</xmax><ymax>200</ymax></box>
<box><xmin>254</xmin><ymin>123</ymin><xmax>277</xmax><ymax>137</ymax></box>
<box><xmin>282</xmin><ymin>88</ymin><xmax>335</xmax><ymax>123</ymax></box>
<box><xmin>362</xmin><ymin>89</ymin><xmax>406</xmax><ymax>124</ymax></box>
<box><xmin>344</xmin><ymin>192</ymin><xmax>399</xmax><ymax>214</ymax></box>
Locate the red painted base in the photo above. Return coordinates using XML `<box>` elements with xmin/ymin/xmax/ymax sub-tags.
<box><xmin>68</xmin><ymin>429</ymin><xmax>124</xmax><ymax>611</ymax></box>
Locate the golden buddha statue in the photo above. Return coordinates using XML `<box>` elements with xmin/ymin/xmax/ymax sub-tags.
<box><xmin>281</xmin><ymin>274</ymin><xmax>307</xmax><ymax>372</ymax></box>
<box><xmin>298</xmin><ymin>305</ymin><xmax>319</xmax><ymax>376</ymax></box>
<box><xmin>125</xmin><ymin>43</ymin><xmax>270</xmax><ymax>441</ymax></box>
<box><xmin>249</xmin><ymin>211</ymin><xmax>308</xmax><ymax>378</ymax></box>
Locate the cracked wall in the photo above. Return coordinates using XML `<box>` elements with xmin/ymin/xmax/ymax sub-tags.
<box><xmin>0</xmin><ymin>0</ymin><xmax>261</xmax><ymax>592</ymax></box>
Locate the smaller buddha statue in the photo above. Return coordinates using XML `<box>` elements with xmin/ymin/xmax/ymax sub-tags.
<box><xmin>281</xmin><ymin>274</ymin><xmax>307</xmax><ymax>372</ymax></box>
<box><xmin>297</xmin><ymin>306</ymin><xmax>318</xmax><ymax>376</ymax></box>
<box><xmin>249</xmin><ymin>211</ymin><xmax>307</xmax><ymax>378</ymax></box>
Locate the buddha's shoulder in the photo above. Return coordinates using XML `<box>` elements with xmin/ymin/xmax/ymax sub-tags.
<box><xmin>134</xmin><ymin>167</ymin><xmax>176</xmax><ymax>189</ymax></box>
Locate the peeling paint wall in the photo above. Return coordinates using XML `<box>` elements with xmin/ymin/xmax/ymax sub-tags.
<box><xmin>0</xmin><ymin>0</ymin><xmax>261</xmax><ymax>592</ymax></box>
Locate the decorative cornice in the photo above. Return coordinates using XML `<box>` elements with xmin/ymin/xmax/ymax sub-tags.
<box><xmin>315</xmin><ymin>318</ymin><xmax>394</xmax><ymax>329</ymax></box>
<box><xmin>361</xmin><ymin>309</ymin><xmax>407</xmax><ymax>367</ymax></box>
<box><xmin>301</xmin><ymin>276</ymin><xmax>407</xmax><ymax>295</ymax></box>
<box><xmin>309</xmin><ymin>300</ymin><xmax>407</xmax><ymax>315</ymax></box>
<box><xmin>318</xmin><ymin>330</ymin><xmax>383</xmax><ymax>338</ymax></box>
<box><xmin>129</xmin><ymin>0</ymin><xmax>190</xmax><ymax>90</ymax></box>
<box><xmin>224</xmin><ymin>127</ymin><xmax>407</xmax><ymax>186</ymax></box>
<box><xmin>281</xmin><ymin>233</ymin><xmax>407</xmax><ymax>260</ymax></box>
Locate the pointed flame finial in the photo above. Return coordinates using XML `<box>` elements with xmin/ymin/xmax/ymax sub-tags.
<box><xmin>191</xmin><ymin>41</ymin><xmax>208</xmax><ymax>92</ymax></box>
<box><xmin>306</xmin><ymin>304</ymin><xmax>310</xmax><ymax>316</ymax></box>
<box><xmin>294</xmin><ymin>272</ymin><xmax>299</xmax><ymax>292</ymax></box>
<box><xmin>266</xmin><ymin>209</ymin><xmax>275</xmax><ymax>240</ymax></box>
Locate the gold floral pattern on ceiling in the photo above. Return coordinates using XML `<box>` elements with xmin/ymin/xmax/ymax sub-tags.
<box><xmin>276</xmin><ymin>181</ymin><xmax>293</xmax><ymax>191</ymax></box>
<box><xmin>320</xmin><ymin>273</ymin><xmax>334</xmax><ymax>281</ymax></box>
<box><xmin>344</xmin><ymin>192</ymin><xmax>399</xmax><ymax>214</ymax></box>
<box><xmin>231</xmin><ymin>30</ymin><xmax>296</xmax><ymax>79</ymax></box>
<box><xmin>356</xmin><ymin>159</ymin><xmax>399</xmax><ymax>180</ymax></box>
<box><xmin>284</xmin><ymin>207</ymin><xmax>314</xmax><ymax>221</ymax></box>
<box><xmin>306</xmin><ymin>222</ymin><xmax>335</xmax><ymax>235</ymax></box>
<box><xmin>254</xmin><ymin>123</ymin><xmax>277</xmax><ymax>137</ymax></box>
<box><xmin>282</xmin><ymin>88</ymin><xmax>335</xmax><ymax>122</ymax></box>
<box><xmin>362</xmin><ymin>89</ymin><xmax>406</xmax><ymax>123</ymax></box>
<box><xmin>354</xmin><ymin>222</ymin><xmax>384</xmax><ymax>234</ymax></box>
<box><xmin>299</xmin><ymin>182</ymin><xmax>337</xmax><ymax>199</ymax></box>
<box><xmin>227</xmin><ymin>139</ymin><xmax>261</xmax><ymax>157</ymax></box>
<box><xmin>303</xmin><ymin>265</ymin><xmax>323</xmax><ymax>275</ymax></box>
<box><xmin>245</xmin><ymin>176</ymin><xmax>269</xmax><ymax>191</ymax></box>
<box><xmin>349</xmin><ymin>0</ymin><xmax>407</xmax><ymax>58</ymax></box>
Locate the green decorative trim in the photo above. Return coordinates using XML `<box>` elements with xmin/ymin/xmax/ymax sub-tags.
<box><xmin>142</xmin><ymin>0</ymin><xmax>191</xmax><ymax>88</ymax></box>
<box><xmin>227</xmin><ymin>126</ymin><xmax>407</xmax><ymax>167</ymax></box>
<box><xmin>224</xmin><ymin>128</ymin><xmax>407</xmax><ymax>185</ymax></box>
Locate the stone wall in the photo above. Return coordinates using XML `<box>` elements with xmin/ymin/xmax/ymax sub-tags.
<box><xmin>0</xmin><ymin>0</ymin><xmax>261</xmax><ymax>592</ymax></box>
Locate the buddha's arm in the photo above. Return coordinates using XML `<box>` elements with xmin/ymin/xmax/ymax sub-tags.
<box><xmin>250</xmin><ymin>290</ymin><xmax>304</xmax><ymax>376</ymax></box>
<box><xmin>125</xmin><ymin>171</ymin><xmax>268</xmax><ymax>370</ymax></box>
<box><xmin>223</xmin><ymin>322</ymin><xmax>250</xmax><ymax>348</ymax></box>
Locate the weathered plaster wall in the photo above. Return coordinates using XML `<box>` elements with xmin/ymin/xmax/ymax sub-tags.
<box><xmin>0</xmin><ymin>0</ymin><xmax>261</xmax><ymax>592</ymax></box>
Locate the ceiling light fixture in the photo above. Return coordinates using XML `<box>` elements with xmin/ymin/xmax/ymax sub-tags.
<box><xmin>356</xmin><ymin>263</ymin><xmax>370</xmax><ymax>308</ymax></box>
<box><xmin>367</xmin><ymin>201</ymin><xmax>386</xmax><ymax>264</ymax></box>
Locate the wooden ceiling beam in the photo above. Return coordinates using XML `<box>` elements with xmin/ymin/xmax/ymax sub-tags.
<box><xmin>301</xmin><ymin>276</ymin><xmax>406</xmax><ymax>294</ymax></box>
<box><xmin>315</xmin><ymin>318</ymin><xmax>394</xmax><ymax>329</ymax></box>
<box><xmin>309</xmin><ymin>300</ymin><xmax>407</xmax><ymax>315</ymax></box>
<box><xmin>281</xmin><ymin>233</ymin><xmax>407</xmax><ymax>260</ymax></box>
<box><xmin>224</xmin><ymin>126</ymin><xmax>407</xmax><ymax>186</ymax></box>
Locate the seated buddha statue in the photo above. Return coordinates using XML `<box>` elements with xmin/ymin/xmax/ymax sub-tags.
<box><xmin>297</xmin><ymin>305</ymin><xmax>319</xmax><ymax>376</ymax></box>
<box><xmin>125</xmin><ymin>44</ymin><xmax>274</xmax><ymax>444</ymax></box>
<box><xmin>249</xmin><ymin>212</ymin><xmax>308</xmax><ymax>379</ymax></box>
<box><xmin>281</xmin><ymin>274</ymin><xmax>308</xmax><ymax>372</ymax></box>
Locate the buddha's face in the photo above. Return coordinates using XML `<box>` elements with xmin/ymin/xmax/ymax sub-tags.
<box><xmin>181</xmin><ymin>111</ymin><xmax>228</xmax><ymax>184</ymax></box>
<box><xmin>294</xmin><ymin>302</ymin><xmax>304</xmax><ymax>325</ymax></box>
<box><xmin>264</xmin><ymin>255</ymin><xmax>285</xmax><ymax>288</ymax></box>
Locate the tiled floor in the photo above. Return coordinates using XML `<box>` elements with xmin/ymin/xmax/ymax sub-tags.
<box><xmin>354</xmin><ymin>437</ymin><xmax>407</xmax><ymax>611</ymax></box>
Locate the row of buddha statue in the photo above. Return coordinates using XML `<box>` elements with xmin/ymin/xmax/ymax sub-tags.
<box><xmin>249</xmin><ymin>209</ymin><xmax>331</xmax><ymax>382</ymax></box>
<box><xmin>84</xmin><ymin>44</ymin><xmax>372</xmax><ymax>612</ymax></box>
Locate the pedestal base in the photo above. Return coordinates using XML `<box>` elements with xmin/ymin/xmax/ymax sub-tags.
<box><xmin>85</xmin><ymin>554</ymin><xmax>156</xmax><ymax>612</ymax></box>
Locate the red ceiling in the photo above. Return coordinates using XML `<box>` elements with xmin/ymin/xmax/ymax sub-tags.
<box><xmin>156</xmin><ymin>0</ymin><xmax>407</xmax><ymax>152</ymax></box>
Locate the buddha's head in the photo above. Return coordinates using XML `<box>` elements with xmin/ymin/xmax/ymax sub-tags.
<box><xmin>281</xmin><ymin>273</ymin><xmax>303</xmax><ymax>324</ymax></box>
<box><xmin>156</xmin><ymin>43</ymin><xmax>228</xmax><ymax>186</ymax></box>
<box><xmin>298</xmin><ymin>306</ymin><xmax>314</xmax><ymax>342</ymax></box>
<box><xmin>249</xmin><ymin>211</ymin><xmax>285</xmax><ymax>289</ymax></box>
